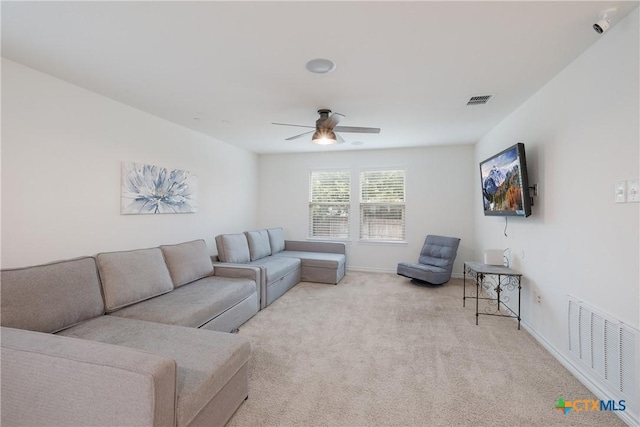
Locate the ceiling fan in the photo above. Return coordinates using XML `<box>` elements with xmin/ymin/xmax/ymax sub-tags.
<box><xmin>272</xmin><ymin>109</ymin><xmax>381</xmax><ymax>145</ymax></box>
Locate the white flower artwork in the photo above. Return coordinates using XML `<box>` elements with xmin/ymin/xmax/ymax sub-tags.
<box><xmin>121</xmin><ymin>162</ymin><xmax>198</xmax><ymax>214</ymax></box>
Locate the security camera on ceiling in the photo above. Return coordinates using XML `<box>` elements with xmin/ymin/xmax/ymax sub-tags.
<box><xmin>593</xmin><ymin>7</ymin><xmax>617</xmax><ymax>34</ymax></box>
<box><xmin>593</xmin><ymin>18</ymin><xmax>610</xmax><ymax>33</ymax></box>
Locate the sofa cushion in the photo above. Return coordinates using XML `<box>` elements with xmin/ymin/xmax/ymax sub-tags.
<box><xmin>108</xmin><ymin>276</ymin><xmax>256</xmax><ymax>329</ymax></box>
<box><xmin>160</xmin><ymin>240</ymin><xmax>214</xmax><ymax>287</ymax></box>
<box><xmin>97</xmin><ymin>248</ymin><xmax>174</xmax><ymax>313</ymax></box>
<box><xmin>58</xmin><ymin>315</ymin><xmax>251</xmax><ymax>427</ymax></box>
<box><xmin>267</xmin><ymin>227</ymin><xmax>285</xmax><ymax>254</ymax></box>
<box><xmin>273</xmin><ymin>251</ymin><xmax>345</xmax><ymax>269</ymax></box>
<box><xmin>1</xmin><ymin>257</ymin><xmax>104</xmax><ymax>333</ymax></box>
<box><xmin>249</xmin><ymin>256</ymin><xmax>300</xmax><ymax>283</ymax></box>
<box><xmin>215</xmin><ymin>234</ymin><xmax>250</xmax><ymax>263</ymax></box>
<box><xmin>244</xmin><ymin>230</ymin><xmax>272</xmax><ymax>261</ymax></box>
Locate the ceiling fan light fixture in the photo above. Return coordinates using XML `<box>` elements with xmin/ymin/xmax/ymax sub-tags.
<box><xmin>305</xmin><ymin>58</ymin><xmax>336</xmax><ymax>74</ymax></box>
<box><xmin>312</xmin><ymin>129</ymin><xmax>338</xmax><ymax>145</ymax></box>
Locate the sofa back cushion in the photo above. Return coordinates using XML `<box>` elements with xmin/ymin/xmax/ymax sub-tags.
<box><xmin>267</xmin><ymin>227</ymin><xmax>286</xmax><ymax>254</ymax></box>
<box><xmin>97</xmin><ymin>248</ymin><xmax>174</xmax><ymax>312</ymax></box>
<box><xmin>160</xmin><ymin>240</ymin><xmax>214</xmax><ymax>287</ymax></box>
<box><xmin>244</xmin><ymin>230</ymin><xmax>272</xmax><ymax>261</ymax></box>
<box><xmin>215</xmin><ymin>234</ymin><xmax>250</xmax><ymax>263</ymax></box>
<box><xmin>1</xmin><ymin>257</ymin><xmax>105</xmax><ymax>333</ymax></box>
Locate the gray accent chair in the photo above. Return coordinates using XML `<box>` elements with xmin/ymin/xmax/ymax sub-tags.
<box><xmin>397</xmin><ymin>235</ymin><xmax>461</xmax><ymax>285</ymax></box>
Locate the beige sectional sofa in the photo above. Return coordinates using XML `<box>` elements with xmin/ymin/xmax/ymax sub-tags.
<box><xmin>215</xmin><ymin>227</ymin><xmax>346</xmax><ymax>308</ymax></box>
<box><xmin>1</xmin><ymin>239</ymin><xmax>259</xmax><ymax>427</ymax></box>
<box><xmin>1</xmin><ymin>229</ymin><xmax>346</xmax><ymax>426</ymax></box>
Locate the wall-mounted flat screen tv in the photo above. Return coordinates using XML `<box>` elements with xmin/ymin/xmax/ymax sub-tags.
<box><xmin>479</xmin><ymin>142</ymin><xmax>532</xmax><ymax>217</ymax></box>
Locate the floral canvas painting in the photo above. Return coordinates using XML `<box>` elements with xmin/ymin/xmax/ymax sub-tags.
<box><xmin>121</xmin><ymin>162</ymin><xmax>198</xmax><ymax>214</ymax></box>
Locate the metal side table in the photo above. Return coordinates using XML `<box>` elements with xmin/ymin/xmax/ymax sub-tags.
<box><xmin>463</xmin><ymin>261</ymin><xmax>523</xmax><ymax>330</ymax></box>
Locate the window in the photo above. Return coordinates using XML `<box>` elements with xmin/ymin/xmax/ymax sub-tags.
<box><xmin>309</xmin><ymin>170</ymin><xmax>350</xmax><ymax>239</ymax></box>
<box><xmin>359</xmin><ymin>169</ymin><xmax>405</xmax><ymax>241</ymax></box>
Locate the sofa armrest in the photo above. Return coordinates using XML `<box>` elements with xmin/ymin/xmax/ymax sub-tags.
<box><xmin>213</xmin><ymin>263</ymin><xmax>260</xmax><ymax>282</ymax></box>
<box><xmin>213</xmin><ymin>263</ymin><xmax>263</xmax><ymax>308</ymax></box>
<box><xmin>1</xmin><ymin>327</ymin><xmax>177</xmax><ymax>427</ymax></box>
<box><xmin>284</xmin><ymin>240</ymin><xmax>347</xmax><ymax>255</ymax></box>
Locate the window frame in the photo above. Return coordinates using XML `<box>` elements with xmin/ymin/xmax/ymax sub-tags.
<box><xmin>358</xmin><ymin>168</ymin><xmax>406</xmax><ymax>243</ymax></box>
<box><xmin>308</xmin><ymin>169</ymin><xmax>351</xmax><ymax>240</ymax></box>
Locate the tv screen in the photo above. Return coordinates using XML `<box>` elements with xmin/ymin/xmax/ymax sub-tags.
<box><xmin>479</xmin><ymin>142</ymin><xmax>532</xmax><ymax>217</ymax></box>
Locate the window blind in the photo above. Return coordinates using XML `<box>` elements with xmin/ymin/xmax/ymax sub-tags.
<box><xmin>359</xmin><ymin>169</ymin><xmax>405</xmax><ymax>240</ymax></box>
<box><xmin>309</xmin><ymin>170</ymin><xmax>350</xmax><ymax>238</ymax></box>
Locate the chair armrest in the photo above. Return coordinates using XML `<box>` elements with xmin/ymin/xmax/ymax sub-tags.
<box><xmin>1</xmin><ymin>327</ymin><xmax>176</xmax><ymax>427</ymax></box>
<box><xmin>213</xmin><ymin>263</ymin><xmax>263</xmax><ymax>308</ymax></box>
<box><xmin>284</xmin><ymin>240</ymin><xmax>346</xmax><ymax>254</ymax></box>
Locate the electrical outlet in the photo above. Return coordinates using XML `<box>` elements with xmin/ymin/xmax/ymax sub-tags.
<box><xmin>536</xmin><ymin>294</ymin><xmax>542</xmax><ymax>304</ymax></box>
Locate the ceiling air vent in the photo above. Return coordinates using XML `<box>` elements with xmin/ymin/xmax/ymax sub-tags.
<box><xmin>467</xmin><ymin>95</ymin><xmax>494</xmax><ymax>105</ymax></box>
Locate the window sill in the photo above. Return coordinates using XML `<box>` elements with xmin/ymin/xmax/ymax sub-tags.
<box><xmin>305</xmin><ymin>237</ymin><xmax>408</xmax><ymax>245</ymax></box>
<box><xmin>306</xmin><ymin>237</ymin><xmax>352</xmax><ymax>243</ymax></box>
<box><xmin>357</xmin><ymin>239</ymin><xmax>408</xmax><ymax>245</ymax></box>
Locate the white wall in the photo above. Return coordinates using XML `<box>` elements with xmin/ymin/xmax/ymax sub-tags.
<box><xmin>257</xmin><ymin>145</ymin><xmax>476</xmax><ymax>274</ymax></box>
<box><xmin>475</xmin><ymin>8</ymin><xmax>639</xmax><ymax>349</ymax></box>
<box><xmin>1</xmin><ymin>59</ymin><xmax>258</xmax><ymax>268</ymax></box>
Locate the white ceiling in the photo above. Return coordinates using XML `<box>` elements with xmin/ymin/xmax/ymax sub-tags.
<box><xmin>2</xmin><ymin>1</ymin><xmax>638</xmax><ymax>154</ymax></box>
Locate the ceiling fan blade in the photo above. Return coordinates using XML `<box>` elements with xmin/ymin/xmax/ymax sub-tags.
<box><xmin>333</xmin><ymin>125</ymin><xmax>380</xmax><ymax>134</ymax></box>
<box><xmin>319</xmin><ymin>112</ymin><xmax>345</xmax><ymax>130</ymax></box>
<box><xmin>335</xmin><ymin>133</ymin><xmax>346</xmax><ymax>144</ymax></box>
<box><xmin>272</xmin><ymin>122</ymin><xmax>315</xmax><ymax>129</ymax></box>
<box><xmin>285</xmin><ymin>130</ymin><xmax>314</xmax><ymax>141</ymax></box>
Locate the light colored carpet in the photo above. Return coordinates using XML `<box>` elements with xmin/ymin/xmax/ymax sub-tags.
<box><xmin>227</xmin><ymin>271</ymin><xmax>625</xmax><ymax>426</ymax></box>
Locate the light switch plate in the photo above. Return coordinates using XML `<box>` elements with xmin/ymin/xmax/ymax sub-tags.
<box><xmin>615</xmin><ymin>181</ymin><xmax>627</xmax><ymax>203</ymax></box>
<box><xmin>628</xmin><ymin>179</ymin><xmax>640</xmax><ymax>203</ymax></box>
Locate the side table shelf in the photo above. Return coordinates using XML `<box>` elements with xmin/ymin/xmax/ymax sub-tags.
<box><xmin>463</xmin><ymin>261</ymin><xmax>523</xmax><ymax>330</ymax></box>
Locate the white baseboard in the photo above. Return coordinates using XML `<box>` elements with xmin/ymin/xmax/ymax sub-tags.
<box><xmin>346</xmin><ymin>266</ymin><xmax>396</xmax><ymax>274</ymax></box>
<box><xmin>520</xmin><ymin>320</ymin><xmax>638</xmax><ymax>426</ymax></box>
<box><xmin>346</xmin><ymin>267</ymin><xmax>465</xmax><ymax>279</ymax></box>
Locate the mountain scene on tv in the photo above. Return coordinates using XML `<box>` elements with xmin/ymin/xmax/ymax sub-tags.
<box><xmin>481</xmin><ymin>148</ymin><xmax>523</xmax><ymax>212</ymax></box>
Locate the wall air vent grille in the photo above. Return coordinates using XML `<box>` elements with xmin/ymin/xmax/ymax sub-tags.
<box><xmin>568</xmin><ymin>296</ymin><xmax>638</xmax><ymax>421</ymax></box>
<box><xmin>466</xmin><ymin>95</ymin><xmax>494</xmax><ymax>105</ymax></box>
